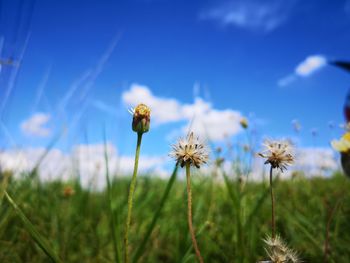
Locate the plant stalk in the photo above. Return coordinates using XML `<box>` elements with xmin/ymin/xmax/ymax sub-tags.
<box><xmin>186</xmin><ymin>162</ymin><xmax>204</xmax><ymax>263</ymax></box>
<box><xmin>269</xmin><ymin>166</ymin><xmax>275</xmax><ymax>239</ymax></box>
<box><xmin>4</xmin><ymin>191</ymin><xmax>61</xmax><ymax>263</ymax></box>
<box><xmin>133</xmin><ymin>165</ymin><xmax>178</xmax><ymax>263</ymax></box>
<box><xmin>124</xmin><ymin>132</ymin><xmax>143</xmax><ymax>263</ymax></box>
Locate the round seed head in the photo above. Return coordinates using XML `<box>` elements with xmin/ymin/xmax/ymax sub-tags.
<box><xmin>258</xmin><ymin>140</ymin><xmax>294</xmax><ymax>172</ymax></box>
<box><xmin>170</xmin><ymin>132</ymin><xmax>209</xmax><ymax>168</ymax></box>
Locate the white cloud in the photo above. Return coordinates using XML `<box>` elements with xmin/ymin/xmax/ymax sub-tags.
<box><xmin>295</xmin><ymin>55</ymin><xmax>327</xmax><ymax>77</ymax></box>
<box><xmin>0</xmin><ymin>143</ymin><xmax>168</xmax><ymax>189</ymax></box>
<box><xmin>20</xmin><ymin>113</ymin><xmax>51</xmax><ymax>137</ymax></box>
<box><xmin>181</xmin><ymin>98</ymin><xmax>242</xmax><ymax>141</ymax></box>
<box><xmin>122</xmin><ymin>84</ymin><xmax>183</xmax><ymax>124</ymax></box>
<box><xmin>0</xmin><ymin>144</ymin><xmax>339</xmax><ymax>189</ymax></box>
<box><xmin>200</xmin><ymin>0</ymin><xmax>296</xmax><ymax>32</ymax></box>
<box><xmin>294</xmin><ymin>147</ymin><xmax>337</xmax><ymax>175</ymax></box>
<box><xmin>122</xmin><ymin>84</ymin><xmax>243</xmax><ymax>141</ymax></box>
<box><xmin>278</xmin><ymin>55</ymin><xmax>327</xmax><ymax>87</ymax></box>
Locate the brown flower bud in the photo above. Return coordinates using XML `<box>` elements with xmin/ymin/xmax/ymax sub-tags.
<box><xmin>240</xmin><ymin>117</ymin><xmax>248</xmax><ymax>129</ymax></box>
<box><xmin>132</xmin><ymin>104</ymin><xmax>151</xmax><ymax>134</ymax></box>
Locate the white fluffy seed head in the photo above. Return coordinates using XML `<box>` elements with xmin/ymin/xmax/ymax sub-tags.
<box><xmin>259</xmin><ymin>140</ymin><xmax>294</xmax><ymax>172</ymax></box>
<box><xmin>263</xmin><ymin>235</ymin><xmax>300</xmax><ymax>263</ymax></box>
<box><xmin>169</xmin><ymin>132</ymin><xmax>209</xmax><ymax>168</ymax></box>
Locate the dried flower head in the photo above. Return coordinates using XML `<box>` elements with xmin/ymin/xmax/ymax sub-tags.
<box><xmin>240</xmin><ymin>117</ymin><xmax>249</xmax><ymax>129</ymax></box>
<box><xmin>63</xmin><ymin>186</ymin><xmax>75</xmax><ymax>198</ymax></box>
<box><xmin>263</xmin><ymin>235</ymin><xmax>300</xmax><ymax>263</ymax></box>
<box><xmin>170</xmin><ymin>132</ymin><xmax>209</xmax><ymax>168</ymax></box>
<box><xmin>331</xmin><ymin>132</ymin><xmax>350</xmax><ymax>153</ymax></box>
<box><xmin>130</xmin><ymin>103</ymin><xmax>151</xmax><ymax>134</ymax></box>
<box><xmin>259</xmin><ymin>140</ymin><xmax>294</xmax><ymax>172</ymax></box>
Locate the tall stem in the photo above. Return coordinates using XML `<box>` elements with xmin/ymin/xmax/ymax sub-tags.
<box><xmin>269</xmin><ymin>166</ymin><xmax>275</xmax><ymax>239</ymax></box>
<box><xmin>124</xmin><ymin>132</ymin><xmax>143</xmax><ymax>263</ymax></box>
<box><xmin>186</xmin><ymin>163</ymin><xmax>204</xmax><ymax>263</ymax></box>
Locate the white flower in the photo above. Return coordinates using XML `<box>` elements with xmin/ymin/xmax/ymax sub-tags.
<box><xmin>170</xmin><ymin>132</ymin><xmax>209</xmax><ymax>168</ymax></box>
<box><xmin>259</xmin><ymin>140</ymin><xmax>294</xmax><ymax>172</ymax></box>
<box><xmin>263</xmin><ymin>235</ymin><xmax>300</xmax><ymax>263</ymax></box>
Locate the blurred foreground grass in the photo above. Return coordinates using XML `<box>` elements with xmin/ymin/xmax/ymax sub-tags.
<box><xmin>1</xmin><ymin>171</ymin><xmax>350</xmax><ymax>263</ymax></box>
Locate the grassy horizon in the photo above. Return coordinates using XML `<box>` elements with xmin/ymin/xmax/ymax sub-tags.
<box><xmin>1</xmin><ymin>169</ymin><xmax>349</xmax><ymax>262</ymax></box>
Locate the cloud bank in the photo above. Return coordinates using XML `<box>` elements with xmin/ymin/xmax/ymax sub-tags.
<box><xmin>122</xmin><ymin>84</ymin><xmax>243</xmax><ymax>141</ymax></box>
<box><xmin>0</xmin><ymin>144</ymin><xmax>338</xmax><ymax>190</ymax></box>
<box><xmin>0</xmin><ymin>143</ymin><xmax>168</xmax><ymax>189</ymax></box>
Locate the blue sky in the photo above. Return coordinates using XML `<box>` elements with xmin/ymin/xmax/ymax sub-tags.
<box><xmin>1</xmin><ymin>0</ymin><xmax>350</xmax><ymax>160</ymax></box>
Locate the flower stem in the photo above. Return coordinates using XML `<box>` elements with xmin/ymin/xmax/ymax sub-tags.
<box><xmin>186</xmin><ymin>162</ymin><xmax>204</xmax><ymax>263</ymax></box>
<box><xmin>124</xmin><ymin>132</ymin><xmax>143</xmax><ymax>263</ymax></box>
<box><xmin>269</xmin><ymin>166</ymin><xmax>275</xmax><ymax>239</ymax></box>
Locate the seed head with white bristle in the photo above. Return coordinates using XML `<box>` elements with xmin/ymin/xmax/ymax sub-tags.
<box><xmin>259</xmin><ymin>140</ymin><xmax>294</xmax><ymax>172</ymax></box>
<box><xmin>170</xmin><ymin>132</ymin><xmax>209</xmax><ymax>168</ymax></box>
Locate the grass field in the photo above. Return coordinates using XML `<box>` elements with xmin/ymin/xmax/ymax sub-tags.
<box><xmin>1</xmin><ymin>167</ymin><xmax>350</xmax><ymax>263</ymax></box>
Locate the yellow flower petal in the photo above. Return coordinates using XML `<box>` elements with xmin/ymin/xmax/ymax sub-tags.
<box><xmin>331</xmin><ymin>138</ymin><xmax>350</xmax><ymax>152</ymax></box>
<box><xmin>343</xmin><ymin>132</ymin><xmax>350</xmax><ymax>142</ymax></box>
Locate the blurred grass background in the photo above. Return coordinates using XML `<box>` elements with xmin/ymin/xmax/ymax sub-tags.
<box><xmin>1</xmin><ymin>168</ymin><xmax>350</xmax><ymax>262</ymax></box>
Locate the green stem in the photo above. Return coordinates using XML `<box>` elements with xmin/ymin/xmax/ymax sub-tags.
<box><xmin>186</xmin><ymin>163</ymin><xmax>204</xmax><ymax>263</ymax></box>
<box><xmin>4</xmin><ymin>191</ymin><xmax>62</xmax><ymax>263</ymax></box>
<box><xmin>133</xmin><ymin>165</ymin><xmax>178</xmax><ymax>263</ymax></box>
<box><xmin>104</xmin><ymin>134</ymin><xmax>120</xmax><ymax>263</ymax></box>
<box><xmin>124</xmin><ymin>132</ymin><xmax>143</xmax><ymax>263</ymax></box>
<box><xmin>269</xmin><ymin>166</ymin><xmax>275</xmax><ymax>239</ymax></box>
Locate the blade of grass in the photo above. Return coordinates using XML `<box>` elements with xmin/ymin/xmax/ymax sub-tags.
<box><xmin>222</xmin><ymin>171</ymin><xmax>239</xmax><ymax>210</ymax></box>
<box><xmin>104</xmin><ymin>131</ymin><xmax>121</xmax><ymax>263</ymax></box>
<box><xmin>244</xmin><ymin>183</ymin><xmax>270</xmax><ymax>229</ymax></box>
<box><xmin>222</xmin><ymin>170</ymin><xmax>246</xmax><ymax>262</ymax></box>
<box><xmin>179</xmin><ymin>221</ymin><xmax>207</xmax><ymax>263</ymax></box>
<box><xmin>0</xmin><ymin>171</ymin><xmax>11</xmax><ymax>203</ymax></box>
<box><xmin>283</xmin><ymin>206</ymin><xmax>323</xmax><ymax>253</ymax></box>
<box><xmin>132</xmin><ymin>165</ymin><xmax>178</xmax><ymax>263</ymax></box>
<box><xmin>4</xmin><ymin>191</ymin><xmax>62</xmax><ymax>263</ymax></box>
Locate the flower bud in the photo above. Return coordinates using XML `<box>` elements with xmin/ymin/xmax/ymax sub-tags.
<box><xmin>240</xmin><ymin>117</ymin><xmax>248</xmax><ymax>129</ymax></box>
<box><xmin>132</xmin><ymin>103</ymin><xmax>151</xmax><ymax>134</ymax></box>
<box><xmin>63</xmin><ymin>186</ymin><xmax>75</xmax><ymax>198</ymax></box>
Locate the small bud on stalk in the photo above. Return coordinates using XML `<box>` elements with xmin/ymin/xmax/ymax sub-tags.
<box><xmin>131</xmin><ymin>103</ymin><xmax>151</xmax><ymax>134</ymax></box>
<box><xmin>240</xmin><ymin>117</ymin><xmax>248</xmax><ymax>129</ymax></box>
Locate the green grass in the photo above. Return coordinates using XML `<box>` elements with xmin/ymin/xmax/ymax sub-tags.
<box><xmin>1</xmin><ymin>171</ymin><xmax>350</xmax><ymax>262</ymax></box>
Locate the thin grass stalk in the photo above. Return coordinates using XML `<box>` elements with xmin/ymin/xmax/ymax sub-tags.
<box><xmin>244</xmin><ymin>184</ymin><xmax>270</xmax><ymax>229</ymax></box>
<box><xmin>236</xmin><ymin>184</ymin><xmax>244</xmax><ymax>262</ymax></box>
<box><xmin>0</xmin><ymin>171</ymin><xmax>10</xmax><ymax>203</ymax></box>
<box><xmin>180</xmin><ymin>221</ymin><xmax>208</xmax><ymax>263</ymax></box>
<box><xmin>186</xmin><ymin>162</ymin><xmax>204</xmax><ymax>263</ymax></box>
<box><xmin>133</xmin><ymin>165</ymin><xmax>178</xmax><ymax>263</ymax></box>
<box><xmin>104</xmin><ymin>136</ymin><xmax>121</xmax><ymax>263</ymax></box>
<box><xmin>4</xmin><ymin>191</ymin><xmax>62</xmax><ymax>263</ymax></box>
<box><xmin>124</xmin><ymin>132</ymin><xmax>143</xmax><ymax>263</ymax></box>
<box><xmin>324</xmin><ymin>198</ymin><xmax>342</xmax><ymax>263</ymax></box>
<box><xmin>269</xmin><ymin>166</ymin><xmax>275</xmax><ymax>239</ymax></box>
